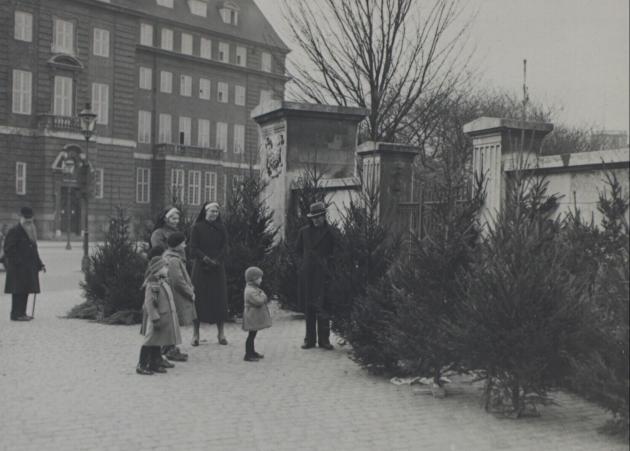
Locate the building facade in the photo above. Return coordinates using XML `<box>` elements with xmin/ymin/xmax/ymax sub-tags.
<box><xmin>0</xmin><ymin>0</ymin><xmax>288</xmax><ymax>239</ymax></box>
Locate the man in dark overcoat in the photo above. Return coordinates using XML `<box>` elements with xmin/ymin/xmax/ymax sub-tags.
<box><xmin>3</xmin><ymin>207</ymin><xmax>45</xmax><ymax>321</ymax></box>
<box><xmin>296</xmin><ymin>202</ymin><xmax>335</xmax><ymax>350</ymax></box>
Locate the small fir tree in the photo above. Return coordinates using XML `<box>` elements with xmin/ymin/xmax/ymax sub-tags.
<box><xmin>74</xmin><ymin>207</ymin><xmax>146</xmax><ymax>324</ymax></box>
<box><xmin>223</xmin><ymin>171</ymin><xmax>277</xmax><ymax>317</ymax></box>
<box><xmin>454</xmin><ymin>174</ymin><xmax>590</xmax><ymax>417</ymax></box>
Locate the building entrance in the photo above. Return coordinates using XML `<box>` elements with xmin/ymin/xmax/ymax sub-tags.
<box><xmin>61</xmin><ymin>187</ymin><xmax>81</xmax><ymax>234</ymax></box>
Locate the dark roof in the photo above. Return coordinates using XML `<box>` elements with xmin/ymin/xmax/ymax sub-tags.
<box><xmin>118</xmin><ymin>0</ymin><xmax>289</xmax><ymax>52</ymax></box>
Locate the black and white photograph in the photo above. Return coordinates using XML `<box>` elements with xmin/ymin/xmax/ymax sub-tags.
<box><xmin>0</xmin><ymin>0</ymin><xmax>628</xmax><ymax>449</ymax></box>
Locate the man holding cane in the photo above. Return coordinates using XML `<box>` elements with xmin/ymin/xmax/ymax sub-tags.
<box><xmin>4</xmin><ymin>207</ymin><xmax>46</xmax><ymax>321</ymax></box>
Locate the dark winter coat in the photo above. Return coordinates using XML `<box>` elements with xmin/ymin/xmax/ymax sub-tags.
<box><xmin>190</xmin><ymin>219</ymin><xmax>228</xmax><ymax>324</ymax></box>
<box><xmin>140</xmin><ymin>279</ymin><xmax>182</xmax><ymax>347</ymax></box>
<box><xmin>242</xmin><ymin>283</ymin><xmax>271</xmax><ymax>331</ymax></box>
<box><xmin>150</xmin><ymin>225</ymin><xmax>177</xmax><ymax>250</ymax></box>
<box><xmin>3</xmin><ymin>224</ymin><xmax>44</xmax><ymax>294</ymax></box>
<box><xmin>163</xmin><ymin>248</ymin><xmax>197</xmax><ymax>326</ymax></box>
<box><xmin>295</xmin><ymin>222</ymin><xmax>335</xmax><ymax>313</ymax></box>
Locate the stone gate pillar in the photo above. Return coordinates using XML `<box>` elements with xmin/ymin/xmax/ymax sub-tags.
<box><xmin>463</xmin><ymin>117</ymin><xmax>553</xmax><ymax>228</ymax></box>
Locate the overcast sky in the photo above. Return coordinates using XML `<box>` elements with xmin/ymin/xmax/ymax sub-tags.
<box><xmin>254</xmin><ymin>0</ymin><xmax>629</xmax><ymax>134</ymax></box>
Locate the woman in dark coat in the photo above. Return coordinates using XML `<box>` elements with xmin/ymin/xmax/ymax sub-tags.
<box><xmin>189</xmin><ymin>202</ymin><xmax>229</xmax><ymax>346</ymax></box>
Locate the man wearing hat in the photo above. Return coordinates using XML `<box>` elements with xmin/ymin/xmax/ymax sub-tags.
<box><xmin>3</xmin><ymin>207</ymin><xmax>45</xmax><ymax>321</ymax></box>
<box><xmin>295</xmin><ymin>201</ymin><xmax>335</xmax><ymax>350</ymax></box>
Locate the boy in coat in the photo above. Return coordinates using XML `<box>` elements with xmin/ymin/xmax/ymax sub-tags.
<box><xmin>242</xmin><ymin>267</ymin><xmax>271</xmax><ymax>362</ymax></box>
<box><xmin>137</xmin><ymin>257</ymin><xmax>182</xmax><ymax>375</ymax></box>
<box><xmin>3</xmin><ymin>207</ymin><xmax>45</xmax><ymax>321</ymax></box>
<box><xmin>162</xmin><ymin>232</ymin><xmax>196</xmax><ymax>361</ymax></box>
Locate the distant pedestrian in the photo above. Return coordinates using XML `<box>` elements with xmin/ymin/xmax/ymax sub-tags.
<box><xmin>162</xmin><ymin>231</ymin><xmax>196</xmax><ymax>361</ymax></box>
<box><xmin>150</xmin><ymin>206</ymin><xmax>181</xmax><ymax>251</ymax></box>
<box><xmin>189</xmin><ymin>202</ymin><xmax>229</xmax><ymax>346</ymax></box>
<box><xmin>137</xmin><ymin>256</ymin><xmax>182</xmax><ymax>375</ymax></box>
<box><xmin>296</xmin><ymin>202</ymin><xmax>335</xmax><ymax>350</ymax></box>
<box><xmin>242</xmin><ymin>267</ymin><xmax>271</xmax><ymax>362</ymax></box>
<box><xmin>3</xmin><ymin>207</ymin><xmax>45</xmax><ymax>321</ymax></box>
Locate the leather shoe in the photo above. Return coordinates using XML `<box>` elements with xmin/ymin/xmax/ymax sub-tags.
<box><xmin>159</xmin><ymin>358</ymin><xmax>175</xmax><ymax>368</ymax></box>
<box><xmin>218</xmin><ymin>337</ymin><xmax>228</xmax><ymax>345</ymax></box>
<box><xmin>244</xmin><ymin>354</ymin><xmax>259</xmax><ymax>362</ymax></box>
<box><xmin>136</xmin><ymin>365</ymin><xmax>153</xmax><ymax>375</ymax></box>
<box><xmin>253</xmin><ymin>352</ymin><xmax>264</xmax><ymax>359</ymax></box>
<box><xmin>301</xmin><ymin>343</ymin><xmax>316</xmax><ymax>349</ymax></box>
<box><xmin>319</xmin><ymin>343</ymin><xmax>334</xmax><ymax>350</ymax></box>
<box><xmin>166</xmin><ymin>349</ymin><xmax>188</xmax><ymax>361</ymax></box>
<box><xmin>11</xmin><ymin>316</ymin><xmax>31</xmax><ymax>322</ymax></box>
<box><xmin>150</xmin><ymin>366</ymin><xmax>167</xmax><ymax>373</ymax></box>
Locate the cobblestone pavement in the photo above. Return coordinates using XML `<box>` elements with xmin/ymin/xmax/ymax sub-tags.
<box><xmin>0</xmin><ymin>243</ymin><xmax>626</xmax><ymax>451</ymax></box>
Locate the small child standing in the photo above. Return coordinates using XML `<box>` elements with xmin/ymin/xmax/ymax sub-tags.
<box><xmin>137</xmin><ymin>256</ymin><xmax>182</xmax><ymax>375</ymax></box>
<box><xmin>242</xmin><ymin>267</ymin><xmax>271</xmax><ymax>362</ymax></box>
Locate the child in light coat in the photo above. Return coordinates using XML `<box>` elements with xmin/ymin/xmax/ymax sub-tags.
<box><xmin>242</xmin><ymin>267</ymin><xmax>271</xmax><ymax>362</ymax></box>
<box><xmin>137</xmin><ymin>256</ymin><xmax>182</xmax><ymax>375</ymax></box>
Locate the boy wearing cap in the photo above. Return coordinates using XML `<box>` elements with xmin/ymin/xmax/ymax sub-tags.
<box><xmin>242</xmin><ymin>266</ymin><xmax>271</xmax><ymax>361</ymax></box>
<box><xmin>137</xmin><ymin>256</ymin><xmax>182</xmax><ymax>375</ymax></box>
<box><xmin>3</xmin><ymin>207</ymin><xmax>45</xmax><ymax>321</ymax></box>
<box><xmin>162</xmin><ymin>231</ymin><xmax>196</xmax><ymax>361</ymax></box>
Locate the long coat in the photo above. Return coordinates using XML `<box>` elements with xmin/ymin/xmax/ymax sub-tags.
<box><xmin>242</xmin><ymin>283</ymin><xmax>272</xmax><ymax>331</ymax></box>
<box><xmin>3</xmin><ymin>224</ymin><xmax>44</xmax><ymax>294</ymax></box>
<box><xmin>163</xmin><ymin>248</ymin><xmax>197</xmax><ymax>326</ymax></box>
<box><xmin>189</xmin><ymin>219</ymin><xmax>228</xmax><ymax>324</ymax></box>
<box><xmin>150</xmin><ymin>226</ymin><xmax>177</xmax><ymax>250</ymax></box>
<box><xmin>140</xmin><ymin>280</ymin><xmax>182</xmax><ymax>347</ymax></box>
<box><xmin>295</xmin><ymin>223</ymin><xmax>335</xmax><ymax>313</ymax></box>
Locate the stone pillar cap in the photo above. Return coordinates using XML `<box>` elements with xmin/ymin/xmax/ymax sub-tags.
<box><xmin>251</xmin><ymin>100</ymin><xmax>368</xmax><ymax>123</ymax></box>
<box><xmin>463</xmin><ymin>116</ymin><xmax>553</xmax><ymax>136</ymax></box>
<box><xmin>356</xmin><ymin>141</ymin><xmax>420</xmax><ymax>156</ymax></box>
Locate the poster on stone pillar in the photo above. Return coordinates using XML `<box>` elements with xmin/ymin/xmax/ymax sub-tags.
<box><xmin>261</xmin><ymin>122</ymin><xmax>286</xmax><ymax>179</ymax></box>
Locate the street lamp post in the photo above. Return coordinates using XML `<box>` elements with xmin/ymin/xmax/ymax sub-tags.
<box><xmin>79</xmin><ymin>103</ymin><xmax>97</xmax><ymax>273</ymax></box>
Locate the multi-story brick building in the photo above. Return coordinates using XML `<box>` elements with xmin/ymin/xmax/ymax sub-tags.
<box><xmin>0</xmin><ymin>0</ymin><xmax>288</xmax><ymax>239</ymax></box>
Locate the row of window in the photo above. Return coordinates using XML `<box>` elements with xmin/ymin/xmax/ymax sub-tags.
<box><xmin>137</xmin><ymin>111</ymin><xmax>245</xmax><ymax>153</ymax></box>
<box><xmin>12</xmin><ymin>70</ymin><xmax>108</xmax><ymax>123</ymax></box>
<box><xmin>14</xmin><ymin>11</ymin><xmax>269</xmax><ymax>71</ymax></box>
<box><xmin>136</xmin><ymin>167</ymin><xmax>243</xmax><ymax>206</ymax></box>
<box><xmin>139</xmin><ymin>23</ymin><xmax>273</xmax><ymax>72</ymax></box>
<box><xmin>155</xmin><ymin>0</ymin><xmax>240</xmax><ymax>25</ymax></box>
<box><xmin>14</xmin><ymin>162</ymin><xmax>104</xmax><ymax>198</ymax></box>
<box><xmin>138</xmin><ymin>68</ymin><xmax>247</xmax><ymax>105</ymax></box>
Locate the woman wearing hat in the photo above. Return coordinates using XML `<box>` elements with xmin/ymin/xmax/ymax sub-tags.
<box><xmin>189</xmin><ymin>202</ymin><xmax>229</xmax><ymax>346</ymax></box>
<box><xmin>150</xmin><ymin>206</ymin><xmax>181</xmax><ymax>251</ymax></box>
<box><xmin>295</xmin><ymin>201</ymin><xmax>335</xmax><ymax>350</ymax></box>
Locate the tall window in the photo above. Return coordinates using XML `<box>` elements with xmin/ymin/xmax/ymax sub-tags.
<box><xmin>180</xmin><ymin>75</ymin><xmax>192</xmax><ymax>97</ymax></box>
<box><xmin>159</xmin><ymin>113</ymin><xmax>172</xmax><ymax>143</ymax></box>
<box><xmin>53</xmin><ymin>18</ymin><xmax>74</xmax><ymax>54</ymax></box>
<box><xmin>233</xmin><ymin>124</ymin><xmax>245</xmax><ymax>154</ymax></box>
<box><xmin>199</xmin><ymin>78</ymin><xmax>211</xmax><ymax>100</ymax></box>
<box><xmin>160</xmin><ymin>71</ymin><xmax>172</xmax><ymax>93</ymax></box>
<box><xmin>94</xmin><ymin>169</ymin><xmax>104</xmax><ymax>199</ymax></box>
<box><xmin>218</xmin><ymin>42</ymin><xmax>229</xmax><ymax>63</ymax></box>
<box><xmin>161</xmin><ymin>28</ymin><xmax>173</xmax><ymax>51</ymax></box>
<box><xmin>217</xmin><ymin>82</ymin><xmax>228</xmax><ymax>103</ymax></box>
<box><xmin>140</xmin><ymin>23</ymin><xmax>153</xmax><ymax>46</ymax></box>
<box><xmin>16</xmin><ymin>162</ymin><xmax>27</xmax><ymax>195</ymax></box>
<box><xmin>220</xmin><ymin>4</ymin><xmax>239</xmax><ymax>25</ymax></box>
<box><xmin>53</xmin><ymin>75</ymin><xmax>73</xmax><ymax>116</ymax></box>
<box><xmin>200</xmin><ymin>38</ymin><xmax>212</xmax><ymax>59</ymax></box>
<box><xmin>14</xmin><ymin>11</ymin><xmax>33</xmax><ymax>42</ymax></box>
<box><xmin>234</xmin><ymin>85</ymin><xmax>245</xmax><ymax>106</ymax></box>
<box><xmin>261</xmin><ymin>52</ymin><xmax>272</xmax><ymax>72</ymax></box>
<box><xmin>188</xmin><ymin>170</ymin><xmax>201</xmax><ymax>205</ymax></box>
<box><xmin>181</xmin><ymin>33</ymin><xmax>193</xmax><ymax>55</ymax></box>
<box><xmin>189</xmin><ymin>0</ymin><xmax>207</xmax><ymax>17</ymax></box>
<box><xmin>216</xmin><ymin>122</ymin><xmax>228</xmax><ymax>151</ymax></box>
<box><xmin>236</xmin><ymin>46</ymin><xmax>247</xmax><ymax>67</ymax></box>
<box><xmin>138</xmin><ymin>110</ymin><xmax>151</xmax><ymax>143</ymax></box>
<box><xmin>179</xmin><ymin>116</ymin><xmax>191</xmax><ymax>145</ymax></box>
<box><xmin>198</xmin><ymin>119</ymin><xmax>210</xmax><ymax>147</ymax></box>
<box><xmin>139</xmin><ymin>67</ymin><xmax>152</xmax><ymax>90</ymax></box>
<box><xmin>93</xmin><ymin>28</ymin><xmax>110</xmax><ymax>57</ymax></box>
<box><xmin>136</xmin><ymin>167</ymin><xmax>151</xmax><ymax>203</ymax></box>
<box><xmin>204</xmin><ymin>171</ymin><xmax>217</xmax><ymax>202</ymax></box>
<box><xmin>91</xmin><ymin>83</ymin><xmax>109</xmax><ymax>125</ymax></box>
<box><xmin>170</xmin><ymin>169</ymin><xmax>185</xmax><ymax>203</ymax></box>
<box><xmin>12</xmin><ymin>70</ymin><xmax>32</xmax><ymax>115</ymax></box>
<box><xmin>232</xmin><ymin>174</ymin><xmax>245</xmax><ymax>191</ymax></box>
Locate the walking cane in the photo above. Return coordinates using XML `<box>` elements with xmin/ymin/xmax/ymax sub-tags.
<box><xmin>31</xmin><ymin>293</ymin><xmax>37</xmax><ymax>319</ymax></box>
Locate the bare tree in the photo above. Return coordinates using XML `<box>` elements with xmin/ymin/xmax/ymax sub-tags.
<box><xmin>284</xmin><ymin>0</ymin><xmax>472</xmax><ymax>142</ymax></box>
